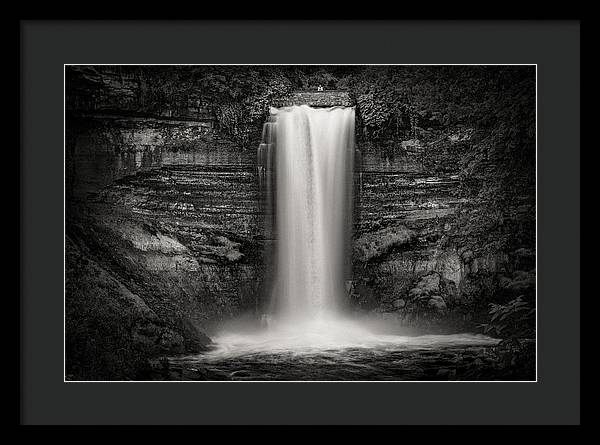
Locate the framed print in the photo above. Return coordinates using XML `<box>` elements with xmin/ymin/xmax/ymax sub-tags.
<box><xmin>21</xmin><ymin>20</ymin><xmax>580</xmax><ymax>425</ymax></box>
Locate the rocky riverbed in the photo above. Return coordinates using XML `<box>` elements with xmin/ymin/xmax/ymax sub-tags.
<box><xmin>149</xmin><ymin>337</ymin><xmax>535</xmax><ymax>381</ymax></box>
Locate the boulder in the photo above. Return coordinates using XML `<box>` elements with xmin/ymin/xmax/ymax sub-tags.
<box><xmin>427</xmin><ymin>295</ymin><xmax>448</xmax><ymax>314</ymax></box>
<box><xmin>409</xmin><ymin>272</ymin><xmax>441</xmax><ymax>300</ymax></box>
<box><xmin>392</xmin><ymin>298</ymin><xmax>406</xmax><ymax>309</ymax></box>
<box><xmin>443</xmin><ymin>279</ymin><xmax>459</xmax><ymax>305</ymax></box>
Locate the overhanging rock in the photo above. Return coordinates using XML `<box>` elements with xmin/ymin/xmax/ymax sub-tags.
<box><xmin>272</xmin><ymin>90</ymin><xmax>354</xmax><ymax>108</ymax></box>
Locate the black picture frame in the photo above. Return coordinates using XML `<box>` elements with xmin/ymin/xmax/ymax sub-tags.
<box><xmin>20</xmin><ymin>20</ymin><xmax>580</xmax><ymax>425</ymax></box>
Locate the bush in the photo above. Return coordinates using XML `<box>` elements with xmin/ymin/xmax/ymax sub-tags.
<box><xmin>479</xmin><ymin>296</ymin><xmax>535</xmax><ymax>338</ymax></box>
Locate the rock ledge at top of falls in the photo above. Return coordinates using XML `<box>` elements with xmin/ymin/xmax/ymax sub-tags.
<box><xmin>272</xmin><ymin>91</ymin><xmax>354</xmax><ymax>108</ymax></box>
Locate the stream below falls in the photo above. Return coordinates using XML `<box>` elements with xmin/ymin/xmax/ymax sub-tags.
<box><xmin>160</xmin><ymin>325</ymin><xmax>504</xmax><ymax>381</ymax></box>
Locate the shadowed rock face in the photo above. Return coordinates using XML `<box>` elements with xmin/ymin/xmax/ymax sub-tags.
<box><xmin>349</xmin><ymin>138</ymin><xmax>472</xmax><ymax>327</ymax></box>
<box><xmin>65</xmin><ymin>234</ymin><xmax>196</xmax><ymax>380</ymax></box>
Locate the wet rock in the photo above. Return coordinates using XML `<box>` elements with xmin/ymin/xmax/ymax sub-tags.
<box><xmin>432</xmin><ymin>250</ymin><xmax>463</xmax><ymax>285</ymax></box>
<box><xmin>458</xmin><ymin>246</ymin><xmax>474</xmax><ymax>262</ymax></box>
<box><xmin>118</xmin><ymin>221</ymin><xmax>188</xmax><ymax>254</ymax></box>
<box><xmin>354</xmin><ymin>225</ymin><xmax>416</xmax><ymax>262</ymax></box>
<box><xmin>427</xmin><ymin>295</ymin><xmax>448</xmax><ymax>313</ymax></box>
<box><xmin>499</xmin><ymin>270</ymin><xmax>535</xmax><ymax>293</ymax></box>
<box><xmin>393</xmin><ymin>298</ymin><xmax>406</xmax><ymax>309</ymax></box>
<box><xmin>142</xmin><ymin>253</ymin><xmax>200</xmax><ymax>272</ymax></box>
<box><xmin>409</xmin><ymin>272</ymin><xmax>441</xmax><ymax>299</ymax></box>
<box><xmin>272</xmin><ymin>91</ymin><xmax>354</xmax><ymax>108</ymax></box>
<box><xmin>132</xmin><ymin>324</ymin><xmax>186</xmax><ymax>354</ymax></box>
<box><xmin>380</xmin><ymin>312</ymin><xmax>402</xmax><ymax>323</ymax></box>
<box><xmin>212</xmin><ymin>235</ymin><xmax>244</xmax><ymax>262</ymax></box>
<box><xmin>158</xmin><ymin>330</ymin><xmax>186</xmax><ymax>352</ymax></box>
<box><xmin>436</xmin><ymin>368</ymin><xmax>456</xmax><ymax>379</ymax></box>
<box><xmin>65</xmin><ymin>234</ymin><xmax>213</xmax><ymax>379</ymax></box>
<box><xmin>443</xmin><ymin>279</ymin><xmax>459</xmax><ymax>305</ymax></box>
<box><xmin>354</xmin><ymin>283</ymin><xmax>376</xmax><ymax>307</ymax></box>
<box><xmin>230</xmin><ymin>370</ymin><xmax>254</xmax><ymax>380</ymax></box>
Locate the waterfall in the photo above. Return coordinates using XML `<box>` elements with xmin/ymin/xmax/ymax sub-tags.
<box><xmin>208</xmin><ymin>104</ymin><xmax>498</xmax><ymax>354</ymax></box>
<box><xmin>207</xmin><ymin>104</ymin><xmax>499</xmax><ymax>355</ymax></box>
<box><xmin>258</xmin><ymin>105</ymin><xmax>355</xmax><ymax>326</ymax></box>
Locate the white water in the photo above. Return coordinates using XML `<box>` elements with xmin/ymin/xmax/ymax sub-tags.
<box><xmin>270</xmin><ymin>105</ymin><xmax>355</xmax><ymax>322</ymax></box>
<box><xmin>212</xmin><ymin>104</ymin><xmax>498</xmax><ymax>359</ymax></box>
<box><xmin>207</xmin><ymin>324</ymin><xmax>497</xmax><ymax>360</ymax></box>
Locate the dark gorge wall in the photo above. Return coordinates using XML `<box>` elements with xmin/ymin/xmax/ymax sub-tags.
<box><xmin>353</xmin><ymin>138</ymin><xmax>478</xmax><ymax>331</ymax></box>
<box><xmin>352</xmin><ymin>133</ymin><xmax>534</xmax><ymax>332</ymax></box>
<box><xmin>66</xmin><ymin>66</ymin><xmax>267</xmax><ymax>379</ymax></box>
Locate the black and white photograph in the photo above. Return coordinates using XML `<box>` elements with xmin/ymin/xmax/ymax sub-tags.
<box><xmin>64</xmin><ymin>64</ymin><xmax>537</xmax><ymax>382</ymax></box>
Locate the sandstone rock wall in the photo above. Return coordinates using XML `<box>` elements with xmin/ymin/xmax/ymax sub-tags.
<box><xmin>350</xmin><ymin>136</ymin><xmax>471</xmax><ymax>329</ymax></box>
<box><xmin>351</xmin><ymin>132</ymin><xmax>534</xmax><ymax>330</ymax></box>
<box><xmin>66</xmin><ymin>65</ymin><xmax>214</xmax><ymax>121</ymax></box>
<box><xmin>272</xmin><ymin>90</ymin><xmax>353</xmax><ymax>108</ymax></box>
<box><xmin>65</xmin><ymin>115</ymin><xmax>234</xmax><ymax>198</ymax></box>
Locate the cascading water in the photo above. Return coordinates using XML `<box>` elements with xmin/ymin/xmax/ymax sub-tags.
<box><xmin>256</xmin><ymin>104</ymin><xmax>359</xmax><ymax>340</ymax></box>
<box><xmin>269</xmin><ymin>105</ymin><xmax>355</xmax><ymax>324</ymax></box>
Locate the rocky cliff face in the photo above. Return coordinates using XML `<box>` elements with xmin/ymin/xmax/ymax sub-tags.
<box><xmin>66</xmin><ymin>140</ymin><xmax>264</xmax><ymax>379</ymax></box>
<box><xmin>350</xmin><ymin>137</ymin><xmax>470</xmax><ymax>331</ymax></box>
<box><xmin>66</xmin><ymin>65</ymin><xmax>214</xmax><ymax>120</ymax></box>
<box><xmin>65</xmin><ymin>66</ymin><xmax>268</xmax><ymax>379</ymax></box>
<box><xmin>351</xmin><ymin>133</ymin><xmax>535</xmax><ymax>331</ymax></box>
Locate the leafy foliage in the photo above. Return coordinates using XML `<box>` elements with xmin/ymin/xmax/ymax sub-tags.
<box><xmin>212</xmin><ymin>74</ymin><xmax>293</xmax><ymax>147</ymax></box>
<box><xmin>100</xmin><ymin>66</ymin><xmax>297</xmax><ymax>148</ymax></box>
<box><xmin>479</xmin><ymin>297</ymin><xmax>535</xmax><ymax>338</ymax></box>
<box><xmin>356</xmin><ymin>92</ymin><xmax>391</xmax><ymax>138</ymax></box>
<box><xmin>297</xmin><ymin>68</ymin><xmax>339</xmax><ymax>90</ymax></box>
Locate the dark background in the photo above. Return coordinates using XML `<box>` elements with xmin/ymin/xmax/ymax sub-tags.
<box><xmin>21</xmin><ymin>21</ymin><xmax>579</xmax><ymax>425</ymax></box>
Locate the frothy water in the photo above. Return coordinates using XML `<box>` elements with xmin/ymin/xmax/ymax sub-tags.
<box><xmin>166</xmin><ymin>327</ymin><xmax>500</xmax><ymax>381</ymax></box>
<box><xmin>206</xmin><ymin>321</ymin><xmax>498</xmax><ymax>360</ymax></box>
